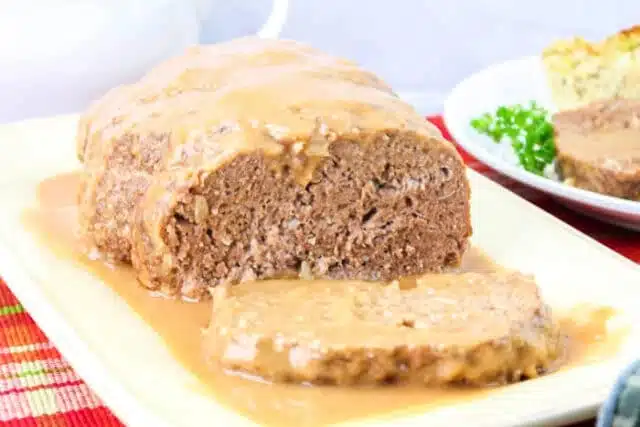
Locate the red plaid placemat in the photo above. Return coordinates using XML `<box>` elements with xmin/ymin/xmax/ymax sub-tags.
<box><xmin>0</xmin><ymin>116</ymin><xmax>636</xmax><ymax>426</ymax></box>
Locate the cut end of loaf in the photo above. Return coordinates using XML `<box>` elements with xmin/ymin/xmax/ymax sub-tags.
<box><xmin>131</xmin><ymin>130</ymin><xmax>471</xmax><ymax>300</ymax></box>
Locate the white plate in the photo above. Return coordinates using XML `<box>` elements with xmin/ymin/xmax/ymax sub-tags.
<box><xmin>443</xmin><ymin>55</ymin><xmax>640</xmax><ymax>231</ymax></box>
<box><xmin>0</xmin><ymin>115</ymin><xmax>640</xmax><ymax>427</ymax></box>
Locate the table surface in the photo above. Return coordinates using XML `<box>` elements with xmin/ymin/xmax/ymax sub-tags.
<box><xmin>0</xmin><ymin>116</ymin><xmax>632</xmax><ymax>426</ymax></box>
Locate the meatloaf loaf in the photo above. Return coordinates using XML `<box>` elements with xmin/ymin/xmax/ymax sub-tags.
<box><xmin>205</xmin><ymin>272</ymin><xmax>562</xmax><ymax>386</ymax></box>
<box><xmin>76</xmin><ymin>37</ymin><xmax>472</xmax><ymax>300</ymax></box>
<box><xmin>553</xmin><ymin>99</ymin><xmax>640</xmax><ymax>200</ymax></box>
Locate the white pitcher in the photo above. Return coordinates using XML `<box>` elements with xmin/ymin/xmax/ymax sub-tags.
<box><xmin>0</xmin><ymin>0</ymin><xmax>289</xmax><ymax>123</ymax></box>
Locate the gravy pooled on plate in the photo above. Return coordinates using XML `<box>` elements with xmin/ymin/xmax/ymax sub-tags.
<box><xmin>22</xmin><ymin>171</ymin><xmax>623</xmax><ymax>427</ymax></box>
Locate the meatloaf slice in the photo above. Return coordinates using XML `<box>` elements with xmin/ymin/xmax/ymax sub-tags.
<box><xmin>553</xmin><ymin>99</ymin><xmax>640</xmax><ymax>200</ymax></box>
<box><xmin>204</xmin><ymin>272</ymin><xmax>562</xmax><ymax>386</ymax></box>
<box><xmin>77</xmin><ymin>37</ymin><xmax>471</xmax><ymax>299</ymax></box>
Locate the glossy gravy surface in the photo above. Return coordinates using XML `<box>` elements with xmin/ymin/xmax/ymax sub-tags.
<box><xmin>23</xmin><ymin>172</ymin><xmax>623</xmax><ymax>427</ymax></box>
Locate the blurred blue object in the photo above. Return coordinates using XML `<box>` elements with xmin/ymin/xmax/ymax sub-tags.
<box><xmin>598</xmin><ymin>360</ymin><xmax>640</xmax><ymax>427</ymax></box>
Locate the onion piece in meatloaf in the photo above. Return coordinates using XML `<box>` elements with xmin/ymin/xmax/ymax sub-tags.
<box><xmin>76</xmin><ymin>37</ymin><xmax>472</xmax><ymax>300</ymax></box>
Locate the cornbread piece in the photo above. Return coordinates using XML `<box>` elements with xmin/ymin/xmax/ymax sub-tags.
<box><xmin>76</xmin><ymin>37</ymin><xmax>472</xmax><ymax>300</ymax></box>
<box><xmin>204</xmin><ymin>272</ymin><xmax>562</xmax><ymax>386</ymax></box>
<box><xmin>543</xmin><ymin>26</ymin><xmax>640</xmax><ymax>111</ymax></box>
<box><xmin>553</xmin><ymin>99</ymin><xmax>640</xmax><ymax>199</ymax></box>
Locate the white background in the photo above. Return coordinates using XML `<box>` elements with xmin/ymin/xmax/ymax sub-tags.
<box><xmin>0</xmin><ymin>0</ymin><xmax>638</xmax><ymax>123</ymax></box>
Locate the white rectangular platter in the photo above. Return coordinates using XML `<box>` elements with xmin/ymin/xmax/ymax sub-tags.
<box><xmin>0</xmin><ymin>115</ymin><xmax>639</xmax><ymax>427</ymax></box>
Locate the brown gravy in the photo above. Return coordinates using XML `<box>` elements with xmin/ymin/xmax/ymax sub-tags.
<box><xmin>23</xmin><ymin>172</ymin><xmax>625</xmax><ymax>427</ymax></box>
